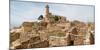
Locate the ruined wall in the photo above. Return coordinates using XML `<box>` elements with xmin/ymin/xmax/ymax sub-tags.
<box><xmin>10</xmin><ymin>33</ymin><xmax>20</xmax><ymax>43</ymax></box>
<box><xmin>22</xmin><ymin>22</ymin><xmax>33</xmax><ymax>32</ymax></box>
<box><xmin>29</xmin><ymin>40</ymin><xmax>49</xmax><ymax>48</ymax></box>
<box><xmin>15</xmin><ymin>36</ymin><xmax>41</xmax><ymax>49</ymax></box>
<box><xmin>49</xmin><ymin>36</ymin><xmax>68</xmax><ymax>47</ymax></box>
<box><xmin>15</xmin><ymin>40</ymin><xmax>49</xmax><ymax>49</ymax></box>
<box><xmin>39</xmin><ymin>30</ymin><xmax>49</xmax><ymax>41</ymax></box>
<box><xmin>74</xmin><ymin>36</ymin><xmax>84</xmax><ymax>45</ymax></box>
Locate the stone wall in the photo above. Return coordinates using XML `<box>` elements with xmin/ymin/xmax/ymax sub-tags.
<box><xmin>22</xmin><ymin>22</ymin><xmax>33</xmax><ymax>32</ymax></box>
<box><xmin>49</xmin><ymin>36</ymin><xmax>68</xmax><ymax>47</ymax></box>
<box><xmin>15</xmin><ymin>36</ymin><xmax>41</xmax><ymax>49</ymax></box>
<box><xmin>74</xmin><ymin>36</ymin><xmax>84</xmax><ymax>45</ymax></box>
<box><xmin>29</xmin><ymin>40</ymin><xmax>49</xmax><ymax>48</ymax></box>
<box><xmin>39</xmin><ymin>30</ymin><xmax>49</xmax><ymax>41</ymax></box>
<box><xmin>15</xmin><ymin>40</ymin><xmax>49</xmax><ymax>49</ymax></box>
<box><xmin>10</xmin><ymin>33</ymin><xmax>20</xmax><ymax>43</ymax></box>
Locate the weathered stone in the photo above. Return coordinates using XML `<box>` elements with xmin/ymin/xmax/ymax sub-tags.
<box><xmin>10</xmin><ymin>33</ymin><xmax>20</xmax><ymax>43</ymax></box>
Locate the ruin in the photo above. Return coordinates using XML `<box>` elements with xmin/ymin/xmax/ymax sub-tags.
<box><xmin>10</xmin><ymin>5</ymin><xmax>95</xmax><ymax>49</ymax></box>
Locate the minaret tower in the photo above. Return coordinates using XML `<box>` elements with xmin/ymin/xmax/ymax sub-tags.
<box><xmin>44</xmin><ymin>4</ymin><xmax>51</xmax><ymax>23</ymax></box>
<box><xmin>45</xmin><ymin>4</ymin><xmax>49</xmax><ymax>18</ymax></box>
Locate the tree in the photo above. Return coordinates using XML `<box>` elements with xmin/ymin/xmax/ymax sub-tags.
<box><xmin>53</xmin><ymin>15</ymin><xmax>59</xmax><ymax>21</ymax></box>
<box><xmin>38</xmin><ymin>15</ymin><xmax>43</xmax><ymax>20</ymax></box>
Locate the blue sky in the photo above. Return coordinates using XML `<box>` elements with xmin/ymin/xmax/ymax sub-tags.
<box><xmin>10</xmin><ymin>1</ymin><xmax>95</xmax><ymax>28</ymax></box>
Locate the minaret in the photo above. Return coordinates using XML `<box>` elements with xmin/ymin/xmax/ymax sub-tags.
<box><xmin>45</xmin><ymin>4</ymin><xmax>49</xmax><ymax>18</ymax></box>
<box><xmin>44</xmin><ymin>4</ymin><xmax>51</xmax><ymax>23</ymax></box>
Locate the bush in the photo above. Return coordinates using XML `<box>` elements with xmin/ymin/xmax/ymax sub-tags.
<box><xmin>53</xmin><ymin>15</ymin><xmax>59</xmax><ymax>21</ymax></box>
<box><xmin>38</xmin><ymin>15</ymin><xmax>43</xmax><ymax>20</ymax></box>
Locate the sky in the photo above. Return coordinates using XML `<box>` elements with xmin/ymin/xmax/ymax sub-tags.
<box><xmin>10</xmin><ymin>0</ymin><xmax>95</xmax><ymax>28</ymax></box>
